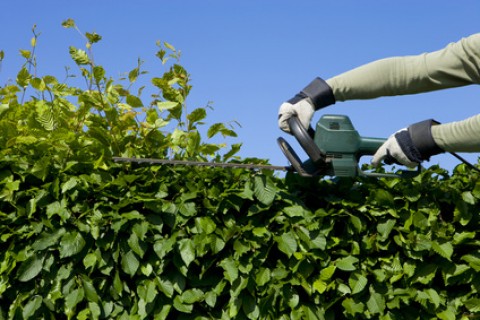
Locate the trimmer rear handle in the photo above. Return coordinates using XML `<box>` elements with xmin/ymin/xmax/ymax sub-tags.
<box><xmin>287</xmin><ymin>116</ymin><xmax>326</xmax><ymax>166</ymax></box>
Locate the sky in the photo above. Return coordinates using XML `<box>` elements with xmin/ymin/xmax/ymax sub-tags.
<box><xmin>1</xmin><ymin>1</ymin><xmax>479</xmax><ymax>174</ymax></box>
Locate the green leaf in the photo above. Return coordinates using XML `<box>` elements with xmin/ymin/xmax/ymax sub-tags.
<box><xmin>207</xmin><ymin>122</ymin><xmax>237</xmax><ymax>138</ymax></box>
<box><xmin>367</xmin><ymin>291</ymin><xmax>385</xmax><ymax>314</ymax></box>
<box><xmin>195</xmin><ymin>216</ymin><xmax>217</xmax><ymax>234</ymax></box>
<box><xmin>207</xmin><ymin>123</ymin><xmax>224</xmax><ymax>138</ymax></box>
<box><xmin>16</xmin><ymin>67</ymin><xmax>31</xmax><ymax>87</ymax></box>
<box><xmin>220</xmin><ymin>258</ymin><xmax>238</xmax><ymax>284</ymax></box>
<box><xmin>311</xmin><ymin>234</ymin><xmax>327</xmax><ymax>250</ymax></box>
<box><xmin>373</xmin><ymin>189</ymin><xmax>394</xmax><ymax>207</ymax></box>
<box><xmin>18</xmin><ymin>254</ymin><xmax>45</xmax><ymax>282</ymax></box>
<box><xmin>156</xmin><ymin>101</ymin><xmax>178</xmax><ymax>111</ymax></box>
<box><xmin>312</xmin><ymin>279</ymin><xmax>327</xmax><ymax>294</ymax></box>
<box><xmin>453</xmin><ymin>231</ymin><xmax>476</xmax><ymax>244</ymax></box>
<box><xmin>178</xmin><ymin>239</ymin><xmax>195</xmax><ymax>267</ymax></box>
<box><xmin>180</xmin><ymin>288</ymin><xmax>204</xmax><ymax>304</ymax></box>
<box><xmin>426</xmin><ymin>288</ymin><xmax>441</xmax><ymax>308</ymax></box>
<box><xmin>253</xmin><ymin>175</ymin><xmax>276</xmax><ymax>206</ymax></box>
<box><xmin>126</xmin><ymin>94</ymin><xmax>143</xmax><ymax>108</ymax></box>
<box><xmin>349</xmin><ymin>272</ymin><xmax>368</xmax><ymax>294</ymax></box>
<box><xmin>77</xmin><ymin>303</ymin><xmax>101</xmax><ymax>320</ymax></box>
<box><xmin>300</xmin><ymin>305</ymin><xmax>323</xmax><ymax>320</ymax></box>
<box><xmin>342</xmin><ymin>297</ymin><xmax>365</xmax><ymax>316</ymax></box>
<box><xmin>156</xmin><ymin>305</ymin><xmax>172</xmax><ymax>319</ymax></box>
<box><xmin>31</xmin><ymin>77</ymin><xmax>46</xmax><ymax>91</ymax></box>
<box><xmin>164</xmin><ymin>42</ymin><xmax>176</xmax><ymax>51</ymax></box>
<box><xmin>61</xmin><ymin>177</ymin><xmax>78</xmax><ymax>194</ymax></box>
<box><xmin>128</xmin><ymin>233</ymin><xmax>146</xmax><ymax>258</ymax></box>
<box><xmin>157</xmin><ymin>279</ymin><xmax>174</xmax><ymax>298</ymax></box>
<box><xmin>242</xmin><ymin>294</ymin><xmax>260</xmax><ymax>319</ymax></box>
<box><xmin>283</xmin><ymin>205</ymin><xmax>307</xmax><ymax>217</ymax></box>
<box><xmin>69</xmin><ymin>46</ymin><xmax>90</xmax><ymax>65</ymax></box>
<box><xmin>465</xmin><ymin>298</ymin><xmax>480</xmax><ymax>312</ymax></box>
<box><xmin>436</xmin><ymin>309</ymin><xmax>456</xmax><ymax>320</ymax></box>
<box><xmin>320</xmin><ymin>265</ymin><xmax>336</xmax><ymax>281</ymax></box>
<box><xmin>462</xmin><ymin>253</ymin><xmax>480</xmax><ymax>271</ymax></box>
<box><xmin>32</xmin><ymin>228</ymin><xmax>66</xmax><ymax>250</ymax></box>
<box><xmin>138</xmin><ymin>280</ymin><xmax>158</xmax><ymax>303</ymax></box>
<box><xmin>128</xmin><ymin>66</ymin><xmax>140</xmax><ymax>83</ymax></box>
<box><xmin>276</xmin><ymin>231</ymin><xmax>297</xmax><ymax>258</ymax></box>
<box><xmin>335</xmin><ymin>256</ymin><xmax>359</xmax><ymax>271</ymax></box>
<box><xmin>349</xmin><ymin>215</ymin><xmax>363</xmax><ymax>233</ymax></box>
<box><xmin>113</xmin><ymin>271</ymin><xmax>123</xmax><ymax>295</ymax></box>
<box><xmin>86</xmin><ymin>32</ymin><xmax>102</xmax><ymax>44</ymax></box>
<box><xmin>187</xmin><ymin>108</ymin><xmax>206</xmax><ymax>126</ymax></box>
<box><xmin>83</xmin><ymin>252</ymin><xmax>97</xmax><ymax>270</ymax></box>
<box><xmin>59</xmin><ymin>231</ymin><xmax>86</xmax><ymax>258</ymax></box>
<box><xmin>14</xmin><ymin>136</ymin><xmax>37</xmax><ymax>145</ymax></box>
<box><xmin>81</xmin><ymin>275</ymin><xmax>99</xmax><ymax>303</ymax></box>
<box><xmin>0</xmin><ymin>103</ymin><xmax>9</xmax><ymax>116</ymax></box>
<box><xmin>432</xmin><ymin>241</ymin><xmax>453</xmax><ymax>260</ymax></box>
<box><xmin>412</xmin><ymin>263</ymin><xmax>437</xmax><ymax>284</ymax></box>
<box><xmin>173</xmin><ymin>295</ymin><xmax>193</xmax><ymax>313</ymax></box>
<box><xmin>65</xmin><ymin>288</ymin><xmax>85</xmax><ymax>311</ymax></box>
<box><xmin>20</xmin><ymin>49</ymin><xmax>31</xmax><ymax>59</ymax></box>
<box><xmin>22</xmin><ymin>295</ymin><xmax>42</xmax><ymax>319</ymax></box>
<box><xmin>223</xmin><ymin>143</ymin><xmax>242</xmax><ymax>161</ymax></box>
<box><xmin>178</xmin><ymin>202</ymin><xmax>196</xmax><ymax>217</ymax></box>
<box><xmin>62</xmin><ymin>18</ymin><xmax>76</xmax><ymax>28</ymax></box>
<box><xmin>121</xmin><ymin>250</ymin><xmax>139</xmax><ymax>276</ymax></box>
<box><xmin>255</xmin><ymin>268</ymin><xmax>271</xmax><ymax>286</ymax></box>
<box><xmin>205</xmin><ymin>291</ymin><xmax>217</xmax><ymax>308</ymax></box>
<box><xmin>462</xmin><ymin>191</ymin><xmax>476</xmax><ymax>204</ymax></box>
<box><xmin>93</xmin><ymin>66</ymin><xmax>105</xmax><ymax>82</ymax></box>
<box><xmin>377</xmin><ymin>219</ymin><xmax>396</xmax><ymax>239</ymax></box>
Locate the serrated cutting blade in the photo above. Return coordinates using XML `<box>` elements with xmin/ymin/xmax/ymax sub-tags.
<box><xmin>112</xmin><ymin>157</ymin><xmax>293</xmax><ymax>173</ymax></box>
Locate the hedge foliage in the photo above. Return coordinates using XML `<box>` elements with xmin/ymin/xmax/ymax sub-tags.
<box><xmin>1</xmin><ymin>21</ymin><xmax>480</xmax><ymax>319</ymax></box>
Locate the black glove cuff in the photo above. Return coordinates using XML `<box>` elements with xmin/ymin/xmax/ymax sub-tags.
<box><xmin>287</xmin><ymin>77</ymin><xmax>335</xmax><ymax>110</ymax></box>
<box><xmin>408</xmin><ymin>119</ymin><xmax>444</xmax><ymax>161</ymax></box>
<box><xmin>394</xmin><ymin>131</ymin><xmax>423</xmax><ymax>164</ymax></box>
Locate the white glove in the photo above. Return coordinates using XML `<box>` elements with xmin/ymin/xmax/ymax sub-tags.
<box><xmin>278</xmin><ymin>77</ymin><xmax>336</xmax><ymax>134</ymax></box>
<box><xmin>278</xmin><ymin>99</ymin><xmax>315</xmax><ymax>133</ymax></box>
<box><xmin>372</xmin><ymin>129</ymin><xmax>420</xmax><ymax>168</ymax></box>
<box><xmin>372</xmin><ymin>120</ymin><xmax>444</xmax><ymax>168</ymax></box>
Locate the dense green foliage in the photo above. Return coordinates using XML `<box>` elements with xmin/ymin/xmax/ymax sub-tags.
<box><xmin>1</xmin><ymin>21</ymin><xmax>480</xmax><ymax>319</ymax></box>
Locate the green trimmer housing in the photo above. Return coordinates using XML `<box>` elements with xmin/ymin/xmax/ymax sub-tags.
<box><xmin>277</xmin><ymin>114</ymin><xmax>420</xmax><ymax>178</ymax></box>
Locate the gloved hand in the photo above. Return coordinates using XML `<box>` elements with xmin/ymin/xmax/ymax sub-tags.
<box><xmin>278</xmin><ymin>99</ymin><xmax>315</xmax><ymax>133</ymax></box>
<box><xmin>278</xmin><ymin>77</ymin><xmax>335</xmax><ymax>133</ymax></box>
<box><xmin>372</xmin><ymin>119</ymin><xmax>444</xmax><ymax>168</ymax></box>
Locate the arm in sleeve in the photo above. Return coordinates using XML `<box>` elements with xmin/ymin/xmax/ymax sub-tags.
<box><xmin>432</xmin><ymin>114</ymin><xmax>480</xmax><ymax>152</ymax></box>
<box><xmin>325</xmin><ymin>34</ymin><xmax>480</xmax><ymax>153</ymax></box>
<box><xmin>326</xmin><ymin>33</ymin><xmax>480</xmax><ymax>101</ymax></box>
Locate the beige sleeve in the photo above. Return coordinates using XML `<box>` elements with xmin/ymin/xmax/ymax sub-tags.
<box><xmin>432</xmin><ymin>114</ymin><xmax>480</xmax><ymax>152</ymax></box>
<box><xmin>326</xmin><ymin>33</ymin><xmax>480</xmax><ymax>100</ymax></box>
<box><xmin>325</xmin><ymin>33</ymin><xmax>480</xmax><ymax>152</ymax></box>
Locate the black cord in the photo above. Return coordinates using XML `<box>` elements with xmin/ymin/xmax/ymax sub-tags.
<box><xmin>449</xmin><ymin>152</ymin><xmax>480</xmax><ymax>173</ymax></box>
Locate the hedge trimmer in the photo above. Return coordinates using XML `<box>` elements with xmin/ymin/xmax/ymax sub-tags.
<box><xmin>114</xmin><ymin>114</ymin><xmax>421</xmax><ymax>178</ymax></box>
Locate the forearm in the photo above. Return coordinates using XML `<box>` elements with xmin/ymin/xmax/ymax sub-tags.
<box><xmin>432</xmin><ymin>114</ymin><xmax>480</xmax><ymax>152</ymax></box>
<box><xmin>326</xmin><ymin>34</ymin><xmax>480</xmax><ymax>101</ymax></box>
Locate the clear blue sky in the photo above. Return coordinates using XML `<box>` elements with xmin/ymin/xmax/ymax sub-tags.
<box><xmin>1</xmin><ymin>1</ymin><xmax>479</xmax><ymax>173</ymax></box>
